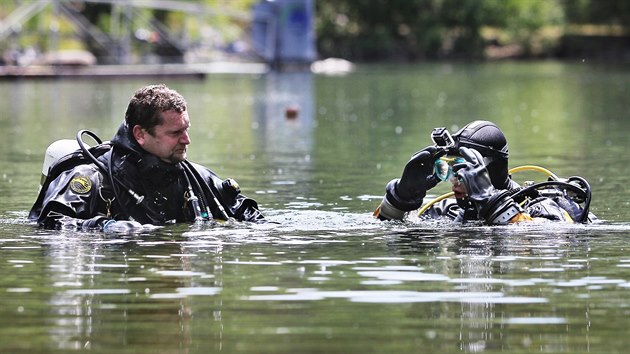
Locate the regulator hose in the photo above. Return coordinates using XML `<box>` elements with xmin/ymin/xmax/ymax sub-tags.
<box><xmin>566</xmin><ymin>176</ymin><xmax>591</xmax><ymax>223</ymax></box>
<box><xmin>570</xmin><ymin>175</ymin><xmax>592</xmax><ymax>223</ymax></box>
<box><xmin>507</xmin><ymin>165</ymin><xmax>559</xmax><ymax>181</ymax></box>
<box><xmin>508</xmin><ymin>179</ymin><xmax>591</xmax><ymax>223</ymax></box>
<box><xmin>182</xmin><ymin>161</ymin><xmax>229</xmax><ymax>221</ymax></box>
<box><xmin>76</xmin><ymin>130</ymin><xmax>105</xmax><ymax>171</ymax></box>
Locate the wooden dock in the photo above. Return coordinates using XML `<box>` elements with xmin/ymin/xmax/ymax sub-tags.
<box><xmin>0</xmin><ymin>62</ymin><xmax>270</xmax><ymax>80</ymax></box>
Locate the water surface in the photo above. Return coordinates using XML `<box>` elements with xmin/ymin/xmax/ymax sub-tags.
<box><xmin>1</xmin><ymin>61</ymin><xmax>630</xmax><ymax>353</ymax></box>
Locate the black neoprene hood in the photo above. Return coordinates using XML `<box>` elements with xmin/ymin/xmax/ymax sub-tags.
<box><xmin>452</xmin><ymin>120</ymin><xmax>509</xmax><ymax>160</ymax></box>
<box><xmin>452</xmin><ymin>120</ymin><xmax>511</xmax><ymax>189</ymax></box>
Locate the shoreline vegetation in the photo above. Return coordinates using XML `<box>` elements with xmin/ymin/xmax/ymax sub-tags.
<box><xmin>314</xmin><ymin>0</ymin><xmax>630</xmax><ymax>63</ymax></box>
<box><xmin>1</xmin><ymin>0</ymin><xmax>629</xmax><ymax>72</ymax></box>
<box><xmin>485</xmin><ymin>24</ymin><xmax>630</xmax><ymax>61</ymax></box>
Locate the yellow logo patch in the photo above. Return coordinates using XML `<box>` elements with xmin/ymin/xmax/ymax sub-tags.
<box><xmin>70</xmin><ymin>176</ymin><xmax>92</xmax><ymax>194</ymax></box>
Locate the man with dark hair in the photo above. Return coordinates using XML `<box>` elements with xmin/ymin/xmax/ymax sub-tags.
<box><xmin>375</xmin><ymin>120</ymin><xmax>593</xmax><ymax>224</ymax></box>
<box><xmin>31</xmin><ymin>84</ymin><xmax>264</xmax><ymax>231</ymax></box>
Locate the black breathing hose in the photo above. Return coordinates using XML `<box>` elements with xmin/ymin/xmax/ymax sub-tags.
<box><xmin>76</xmin><ymin>130</ymin><xmax>105</xmax><ymax>171</ymax></box>
<box><xmin>508</xmin><ymin>179</ymin><xmax>591</xmax><ymax>223</ymax></box>
<box><xmin>567</xmin><ymin>176</ymin><xmax>592</xmax><ymax>223</ymax></box>
<box><xmin>182</xmin><ymin>161</ymin><xmax>229</xmax><ymax>221</ymax></box>
<box><xmin>181</xmin><ymin>166</ymin><xmax>207</xmax><ymax>221</ymax></box>
<box><xmin>76</xmin><ymin>130</ymin><xmax>144</xmax><ymax>203</ymax></box>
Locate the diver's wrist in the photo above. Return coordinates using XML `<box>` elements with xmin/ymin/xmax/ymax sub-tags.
<box><xmin>385</xmin><ymin>179</ymin><xmax>425</xmax><ymax>211</ymax></box>
<box><xmin>377</xmin><ymin>196</ymin><xmax>407</xmax><ymax>220</ymax></box>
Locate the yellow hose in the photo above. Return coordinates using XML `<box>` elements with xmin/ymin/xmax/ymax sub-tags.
<box><xmin>507</xmin><ymin>165</ymin><xmax>558</xmax><ymax>181</ymax></box>
<box><xmin>417</xmin><ymin>165</ymin><xmax>558</xmax><ymax>217</ymax></box>
<box><xmin>416</xmin><ymin>191</ymin><xmax>454</xmax><ymax>216</ymax></box>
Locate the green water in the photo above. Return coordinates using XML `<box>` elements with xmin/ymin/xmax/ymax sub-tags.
<box><xmin>1</xmin><ymin>61</ymin><xmax>630</xmax><ymax>353</ymax></box>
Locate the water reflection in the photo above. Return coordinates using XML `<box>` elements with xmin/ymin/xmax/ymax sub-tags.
<box><xmin>388</xmin><ymin>223</ymin><xmax>630</xmax><ymax>352</ymax></box>
<box><xmin>2</xmin><ymin>62</ymin><xmax>630</xmax><ymax>353</ymax></box>
<box><xmin>19</xmin><ymin>230</ymin><xmax>219</xmax><ymax>352</ymax></box>
<box><xmin>2</xmin><ymin>213</ymin><xmax>630</xmax><ymax>352</ymax></box>
<box><xmin>250</xmin><ymin>72</ymin><xmax>317</xmax><ymax>209</ymax></box>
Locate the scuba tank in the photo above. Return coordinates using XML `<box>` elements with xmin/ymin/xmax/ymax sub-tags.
<box><xmin>39</xmin><ymin>139</ymin><xmax>83</xmax><ymax>188</ymax></box>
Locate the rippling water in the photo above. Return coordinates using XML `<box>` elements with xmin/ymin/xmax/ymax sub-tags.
<box><xmin>1</xmin><ymin>61</ymin><xmax>630</xmax><ymax>353</ymax></box>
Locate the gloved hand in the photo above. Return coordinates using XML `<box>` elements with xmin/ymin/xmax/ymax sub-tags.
<box><xmin>80</xmin><ymin>216</ymin><xmax>144</xmax><ymax>232</ymax></box>
<box><xmin>377</xmin><ymin>146</ymin><xmax>441</xmax><ymax>220</ymax></box>
<box><xmin>102</xmin><ymin>219</ymin><xmax>144</xmax><ymax>233</ymax></box>
<box><xmin>452</xmin><ymin>147</ymin><xmax>494</xmax><ymax>203</ymax></box>
<box><xmin>453</xmin><ymin>147</ymin><xmax>522</xmax><ymax>224</ymax></box>
<box><xmin>81</xmin><ymin>216</ymin><xmax>109</xmax><ymax>231</ymax></box>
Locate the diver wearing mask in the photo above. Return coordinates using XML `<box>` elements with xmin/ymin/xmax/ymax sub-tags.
<box><xmin>30</xmin><ymin>84</ymin><xmax>265</xmax><ymax>231</ymax></box>
<box><xmin>375</xmin><ymin>120</ymin><xmax>593</xmax><ymax>224</ymax></box>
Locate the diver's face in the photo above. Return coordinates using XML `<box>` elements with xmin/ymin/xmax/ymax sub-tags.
<box><xmin>134</xmin><ymin>110</ymin><xmax>191</xmax><ymax>163</ymax></box>
<box><xmin>450</xmin><ymin>176</ymin><xmax>468</xmax><ymax>199</ymax></box>
<box><xmin>436</xmin><ymin>155</ymin><xmax>468</xmax><ymax>199</ymax></box>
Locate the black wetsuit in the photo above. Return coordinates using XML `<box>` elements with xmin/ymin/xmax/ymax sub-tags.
<box><xmin>30</xmin><ymin>123</ymin><xmax>264</xmax><ymax>229</ymax></box>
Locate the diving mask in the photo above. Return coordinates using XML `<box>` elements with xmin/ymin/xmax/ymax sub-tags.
<box><xmin>434</xmin><ymin>156</ymin><xmax>465</xmax><ymax>181</ymax></box>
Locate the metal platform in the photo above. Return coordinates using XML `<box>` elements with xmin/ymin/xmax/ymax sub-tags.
<box><xmin>0</xmin><ymin>61</ymin><xmax>269</xmax><ymax>80</ymax></box>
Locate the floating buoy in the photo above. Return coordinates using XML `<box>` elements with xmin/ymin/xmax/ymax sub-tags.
<box><xmin>285</xmin><ymin>105</ymin><xmax>299</xmax><ymax>119</ymax></box>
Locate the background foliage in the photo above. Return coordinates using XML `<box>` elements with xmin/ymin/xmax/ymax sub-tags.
<box><xmin>1</xmin><ymin>0</ymin><xmax>629</xmax><ymax>63</ymax></box>
<box><xmin>315</xmin><ymin>0</ymin><xmax>630</xmax><ymax>61</ymax></box>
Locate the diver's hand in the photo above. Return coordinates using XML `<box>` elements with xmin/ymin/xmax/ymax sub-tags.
<box><xmin>397</xmin><ymin>145</ymin><xmax>441</xmax><ymax>202</ymax></box>
<box><xmin>81</xmin><ymin>216</ymin><xmax>109</xmax><ymax>231</ymax></box>
<box><xmin>452</xmin><ymin>147</ymin><xmax>495</xmax><ymax>203</ymax></box>
<box><xmin>102</xmin><ymin>220</ymin><xmax>144</xmax><ymax>233</ymax></box>
<box><xmin>453</xmin><ymin>147</ymin><xmax>522</xmax><ymax>224</ymax></box>
<box><xmin>81</xmin><ymin>217</ymin><xmax>157</xmax><ymax>233</ymax></box>
<box><xmin>377</xmin><ymin>146</ymin><xmax>441</xmax><ymax>220</ymax></box>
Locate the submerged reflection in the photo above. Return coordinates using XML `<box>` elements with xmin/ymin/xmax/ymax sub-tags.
<box><xmin>39</xmin><ymin>231</ymin><xmax>228</xmax><ymax>352</ymax></box>
<box><xmin>385</xmin><ymin>224</ymin><xmax>599</xmax><ymax>352</ymax></box>
<box><xmin>1</xmin><ymin>215</ymin><xmax>630</xmax><ymax>352</ymax></box>
<box><xmin>251</xmin><ymin>72</ymin><xmax>316</xmax><ymax>206</ymax></box>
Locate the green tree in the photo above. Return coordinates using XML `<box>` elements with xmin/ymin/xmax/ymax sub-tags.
<box><xmin>315</xmin><ymin>0</ymin><xmax>566</xmax><ymax>61</ymax></box>
<box><xmin>563</xmin><ymin>0</ymin><xmax>630</xmax><ymax>26</ymax></box>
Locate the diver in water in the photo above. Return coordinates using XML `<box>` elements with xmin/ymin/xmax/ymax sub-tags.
<box><xmin>374</xmin><ymin>120</ymin><xmax>594</xmax><ymax>224</ymax></box>
<box><xmin>30</xmin><ymin>84</ymin><xmax>264</xmax><ymax>231</ymax></box>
